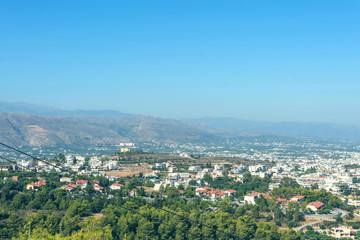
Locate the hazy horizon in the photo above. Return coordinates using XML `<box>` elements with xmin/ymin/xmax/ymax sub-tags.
<box><xmin>1</xmin><ymin>1</ymin><xmax>359</xmax><ymax>125</ymax></box>
<box><xmin>1</xmin><ymin>100</ymin><xmax>360</xmax><ymax>128</ymax></box>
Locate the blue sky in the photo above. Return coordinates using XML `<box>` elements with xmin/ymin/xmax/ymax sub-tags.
<box><xmin>1</xmin><ymin>1</ymin><xmax>359</xmax><ymax>125</ymax></box>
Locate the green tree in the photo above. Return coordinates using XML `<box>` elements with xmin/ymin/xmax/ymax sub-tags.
<box><xmin>235</xmin><ymin>215</ymin><xmax>257</xmax><ymax>240</ymax></box>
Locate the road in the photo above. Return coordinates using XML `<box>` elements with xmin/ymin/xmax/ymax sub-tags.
<box><xmin>294</xmin><ymin>208</ymin><xmax>348</xmax><ymax>231</ymax></box>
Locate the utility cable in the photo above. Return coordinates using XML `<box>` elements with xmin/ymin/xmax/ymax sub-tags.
<box><xmin>0</xmin><ymin>142</ymin><xmax>237</xmax><ymax>239</ymax></box>
<box><xmin>0</xmin><ymin>142</ymin><xmax>75</xmax><ymax>175</ymax></box>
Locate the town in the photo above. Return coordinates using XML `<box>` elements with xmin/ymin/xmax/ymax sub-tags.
<box><xmin>1</xmin><ymin>140</ymin><xmax>360</xmax><ymax>239</ymax></box>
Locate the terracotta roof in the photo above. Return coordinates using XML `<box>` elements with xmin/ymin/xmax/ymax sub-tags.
<box><xmin>111</xmin><ymin>183</ymin><xmax>123</xmax><ymax>187</ymax></box>
<box><xmin>60</xmin><ymin>185</ymin><xmax>75</xmax><ymax>190</ymax></box>
<box><xmin>290</xmin><ymin>196</ymin><xmax>305</xmax><ymax>201</ymax></box>
<box><xmin>76</xmin><ymin>180</ymin><xmax>88</xmax><ymax>184</ymax></box>
<box><xmin>28</xmin><ymin>180</ymin><xmax>46</xmax><ymax>187</ymax></box>
<box><xmin>307</xmin><ymin>201</ymin><xmax>325</xmax><ymax>209</ymax></box>
<box><xmin>246</xmin><ymin>192</ymin><xmax>263</xmax><ymax>197</ymax></box>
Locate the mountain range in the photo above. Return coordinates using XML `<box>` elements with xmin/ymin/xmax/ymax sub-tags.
<box><xmin>0</xmin><ymin>102</ymin><xmax>135</xmax><ymax>118</ymax></box>
<box><xmin>0</xmin><ymin>112</ymin><xmax>242</xmax><ymax>147</ymax></box>
<box><xmin>185</xmin><ymin>117</ymin><xmax>360</xmax><ymax>141</ymax></box>
<box><xmin>0</xmin><ymin>101</ymin><xmax>359</xmax><ymax>146</ymax></box>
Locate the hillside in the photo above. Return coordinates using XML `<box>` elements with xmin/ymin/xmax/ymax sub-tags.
<box><xmin>0</xmin><ymin>113</ymin><xmax>243</xmax><ymax>147</ymax></box>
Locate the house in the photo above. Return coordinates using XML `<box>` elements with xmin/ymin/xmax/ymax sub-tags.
<box><xmin>60</xmin><ymin>177</ymin><xmax>72</xmax><ymax>183</ymax></box>
<box><xmin>90</xmin><ymin>180</ymin><xmax>100</xmax><ymax>185</ymax></box>
<box><xmin>249</xmin><ymin>165</ymin><xmax>267</xmax><ymax>173</ymax></box>
<box><xmin>60</xmin><ymin>185</ymin><xmax>76</xmax><ymax>193</ymax></box>
<box><xmin>26</xmin><ymin>180</ymin><xmax>46</xmax><ymax>190</ymax></box>
<box><xmin>331</xmin><ymin>226</ymin><xmax>358</xmax><ymax>239</ymax></box>
<box><xmin>226</xmin><ymin>190</ymin><xmax>237</xmax><ymax>196</ymax></box>
<box><xmin>180</xmin><ymin>153</ymin><xmax>191</xmax><ymax>158</ymax></box>
<box><xmin>110</xmin><ymin>183</ymin><xmax>124</xmax><ymax>190</ymax></box>
<box><xmin>76</xmin><ymin>180</ymin><xmax>89</xmax><ymax>188</ymax></box>
<box><xmin>277</xmin><ymin>198</ymin><xmax>288</xmax><ymax>204</ymax></box>
<box><xmin>195</xmin><ymin>187</ymin><xmax>236</xmax><ymax>200</ymax></box>
<box><xmin>290</xmin><ymin>195</ymin><xmax>305</xmax><ymax>203</ymax></box>
<box><xmin>244</xmin><ymin>192</ymin><xmax>263</xmax><ymax>204</ymax></box>
<box><xmin>189</xmin><ymin>166</ymin><xmax>201</xmax><ymax>172</ymax></box>
<box><xmin>168</xmin><ymin>167</ymin><xmax>178</xmax><ymax>173</ymax></box>
<box><xmin>155</xmin><ymin>163</ymin><xmax>166</xmax><ymax>169</ymax></box>
<box><xmin>11</xmin><ymin>176</ymin><xmax>19</xmax><ymax>181</ymax></box>
<box><xmin>94</xmin><ymin>185</ymin><xmax>104</xmax><ymax>193</ymax></box>
<box><xmin>268</xmin><ymin>183</ymin><xmax>281</xmax><ymax>191</ymax></box>
<box><xmin>129</xmin><ymin>188</ymin><xmax>137</xmax><ymax>197</ymax></box>
<box><xmin>307</xmin><ymin>201</ymin><xmax>326</xmax><ymax>212</ymax></box>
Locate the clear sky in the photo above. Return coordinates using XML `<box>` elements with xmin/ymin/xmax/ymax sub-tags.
<box><xmin>1</xmin><ymin>1</ymin><xmax>359</xmax><ymax>125</ymax></box>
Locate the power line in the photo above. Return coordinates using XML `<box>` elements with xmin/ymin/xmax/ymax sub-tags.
<box><xmin>0</xmin><ymin>143</ymin><xmax>203</xmax><ymax>239</ymax></box>
<box><xmin>118</xmin><ymin>204</ymin><xmax>201</xmax><ymax>239</ymax></box>
<box><xmin>0</xmin><ymin>142</ymin><xmax>237</xmax><ymax>239</ymax></box>
<box><xmin>0</xmin><ymin>155</ymin><xmax>21</xmax><ymax>169</ymax></box>
<box><xmin>127</xmin><ymin>194</ymin><xmax>238</xmax><ymax>239</ymax></box>
<box><xmin>0</xmin><ymin>133</ymin><xmax>18</xmax><ymax>149</ymax></box>
<box><xmin>0</xmin><ymin>142</ymin><xmax>75</xmax><ymax>175</ymax></box>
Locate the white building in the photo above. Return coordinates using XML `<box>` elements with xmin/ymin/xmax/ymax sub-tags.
<box><xmin>189</xmin><ymin>166</ymin><xmax>201</xmax><ymax>172</ymax></box>
<box><xmin>244</xmin><ymin>192</ymin><xmax>263</xmax><ymax>204</ymax></box>
<box><xmin>110</xmin><ymin>183</ymin><xmax>123</xmax><ymax>190</ymax></box>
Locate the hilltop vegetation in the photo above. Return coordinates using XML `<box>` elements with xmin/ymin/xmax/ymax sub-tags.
<box><xmin>0</xmin><ymin>169</ymin><xmax>349</xmax><ymax>240</ymax></box>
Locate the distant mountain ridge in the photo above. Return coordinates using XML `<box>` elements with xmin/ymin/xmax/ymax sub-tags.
<box><xmin>1</xmin><ymin>102</ymin><xmax>360</xmax><ymax>145</ymax></box>
<box><xmin>185</xmin><ymin>117</ymin><xmax>360</xmax><ymax>141</ymax></box>
<box><xmin>0</xmin><ymin>113</ymin><xmax>244</xmax><ymax>147</ymax></box>
<box><xmin>0</xmin><ymin>101</ymin><xmax>135</xmax><ymax>118</ymax></box>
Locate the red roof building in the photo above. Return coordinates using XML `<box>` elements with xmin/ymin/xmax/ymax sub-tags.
<box><xmin>110</xmin><ymin>183</ymin><xmax>124</xmax><ymax>190</ymax></box>
<box><xmin>195</xmin><ymin>187</ymin><xmax>236</xmax><ymax>200</ymax></box>
<box><xmin>290</xmin><ymin>195</ymin><xmax>305</xmax><ymax>203</ymax></box>
<box><xmin>307</xmin><ymin>201</ymin><xmax>326</xmax><ymax>212</ymax></box>
<box><xmin>26</xmin><ymin>180</ymin><xmax>46</xmax><ymax>190</ymax></box>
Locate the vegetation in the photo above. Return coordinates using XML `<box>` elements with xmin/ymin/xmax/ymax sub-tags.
<box><xmin>0</xmin><ymin>168</ymin><xmax>348</xmax><ymax>239</ymax></box>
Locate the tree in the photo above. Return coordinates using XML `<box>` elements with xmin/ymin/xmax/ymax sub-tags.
<box><xmin>68</xmin><ymin>217</ymin><xmax>112</xmax><ymax>240</ymax></box>
<box><xmin>219</xmin><ymin>198</ymin><xmax>231</xmax><ymax>212</ymax></box>
<box><xmin>135</xmin><ymin>219</ymin><xmax>157</xmax><ymax>240</ymax></box>
<box><xmin>255</xmin><ymin>222</ymin><xmax>279</xmax><ymax>240</ymax></box>
<box><xmin>235</xmin><ymin>215</ymin><xmax>257</xmax><ymax>240</ymax></box>
<box><xmin>203</xmin><ymin>174</ymin><xmax>213</xmax><ymax>184</ymax></box>
<box><xmin>66</xmin><ymin>200</ymin><xmax>91</xmax><ymax>218</ymax></box>
<box><xmin>280</xmin><ymin>177</ymin><xmax>300</xmax><ymax>188</ymax></box>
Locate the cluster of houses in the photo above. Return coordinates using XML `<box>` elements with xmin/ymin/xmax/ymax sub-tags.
<box><xmin>195</xmin><ymin>187</ymin><xmax>236</xmax><ymax>200</ymax></box>
<box><xmin>244</xmin><ymin>192</ymin><xmax>327</xmax><ymax>212</ymax></box>
<box><xmin>22</xmin><ymin>174</ymin><xmax>129</xmax><ymax>195</ymax></box>
<box><xmin>244</xmin><ymin>192</ymin><xmax>270</xmax><ymax>204</ymax></box>
<box><xmin>331</xmin><ymin>226</ymin><xmax>360</xmax><ymax>239</ymax></box>
<box><xmin>26</xmin><ymin>180</ymin><xmax>46</xmax><ymax>190</ymax></box>
<box><xmin>59</xmin><ymin>178</ymin><xmax>104</xmax><ymax>193</ymax></box>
